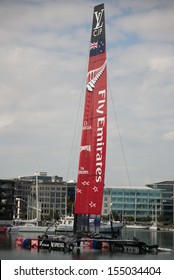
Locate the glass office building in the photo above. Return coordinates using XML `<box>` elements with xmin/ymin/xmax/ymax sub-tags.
<box><xmin>103</xmin><ymin>186</ymin><xmax>161</xmax><ymax>220</ymax></box>
<box><xmin>147</xmin><ymin>181</ymin><xmax>174</xmax><ymax>223</ymax></box>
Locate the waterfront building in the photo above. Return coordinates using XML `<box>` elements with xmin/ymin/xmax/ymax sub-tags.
<box><xmin>0</xmin><ymin>179</ymin><xmax>16</xmax><ymax>221</ymax></box>
<box><xmin>31</xmin><ymin>181</ymin><xmax>67</xmax><ymax>221</ymax></box>
<box><xmin>103</xmin><ymin>186</ymin><xmax>161</xmax><ymax>222</ymax></box>
<box><xmin>14</xmin><ymin>179</ymin><xmax>32</xmax><ymax>220</ymax></box>
<box><xmin>147</xmin><ymin>181</ymin><xmax>174</xmax><ymax>223</ymax></box>
<box><xmin>1</xmin><ymin>173</ymin><xmax>174</xmax><ymax>224</ymax></box>
<box><xmin>17</xmin><ymin>172</ymin><xmax>66</xmax><ymax>221</ymax></box>
<box><xmin>18</xmin><ymin>172</ymin><xmax>63</xmax><ymax>183</ymax></box>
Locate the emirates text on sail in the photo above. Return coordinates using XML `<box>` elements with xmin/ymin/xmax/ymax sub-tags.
<box><xmin>96</xmin><ymin>89</ymin><xmax>106</xmax><ymax>183</ymax></box>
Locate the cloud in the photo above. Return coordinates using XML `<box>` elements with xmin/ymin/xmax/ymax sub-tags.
<box><xmin>114</xmin><ymin>0</ymin><xmax>174</xmax><ymax>42</ymax></box>
<box><xmin>0</xmin><ymin>0</ymin><xmax>174</xmax><ymax>185</ymax></box>
<box><xmin>0</xmin><ymin>114</ymin><xmax>14</xmax><ymax>129</ymax></box>
<box><xmin>163</xmin><ymin>131</ymin><xmax>174</xmax><ymax>141</ymax></box>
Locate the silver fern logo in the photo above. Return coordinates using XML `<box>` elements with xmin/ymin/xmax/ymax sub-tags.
<box><xmin>86</xmin><ymin>60</ymin><xmax>106</xmax><ymax>92</ymax></box>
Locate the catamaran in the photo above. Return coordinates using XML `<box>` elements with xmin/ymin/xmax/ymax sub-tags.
<box><xmin>16</xmin><ymin>4</ymin><xmax>166</xmax><ymax>254</ymax></box>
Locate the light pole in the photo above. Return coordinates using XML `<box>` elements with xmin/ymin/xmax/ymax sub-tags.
<box><xmin>35</xmin><ymin>171</ymin><xmax>39</xmax><ymax>224</ymax></box>
<box><xmin>15</xmin><ymin>197</ymin><xmax>27</xmax><ymax>220</ymax></box>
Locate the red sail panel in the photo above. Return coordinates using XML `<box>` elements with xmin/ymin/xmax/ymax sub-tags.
<box><xmin>75</xmin><ymin>3</ymin><xmax>107</xmax><ymax>215</ymax></box>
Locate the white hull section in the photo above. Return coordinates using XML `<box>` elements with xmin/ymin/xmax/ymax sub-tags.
<box><xmin>56</xmin><ymin>217</ymin><xmax>124</xmax><ymax>234</ymax></box>
<box><xmin>149</xmin><ymin>223</ymin><xmax>160</xmax><ymax>231</ymax></box>
<box><xmin>126</xmin><ymin>224</ymin><xmax>149</xmax><ymax>230</ymax></box>
<box><xmin>18</xmin><ymin>224</ymin><xmax>56</xmax><ymax>233</ymax></box>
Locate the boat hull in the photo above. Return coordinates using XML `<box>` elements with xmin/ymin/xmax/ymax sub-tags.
<box><xmin>149</xmin><ymin>223</ymin><xmax>160</xmax><ymax>231</ymax></box>
<box><xmin>18</xmin><ymin>224</ymin><xmax>56</xmax><ymax>233</ymax></box>
<box><xmin>126</xmin><ymin>225</ymin><xmax>149</xmax><ymax>230</ymax></box>
<box><xmin>6</xmin><ymin>225</ymin><xmax>19</xmax><ymax>233</ymax></box>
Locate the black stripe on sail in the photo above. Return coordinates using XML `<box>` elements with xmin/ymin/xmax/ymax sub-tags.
<box><xmin>90</xmin><ymin>3</ymin><xmax>105</xmax><ymax>57</ymax></box>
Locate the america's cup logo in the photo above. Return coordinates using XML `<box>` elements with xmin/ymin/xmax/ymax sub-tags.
<box><xmin>94</xmin><ymin>9</ymin><xmax>104</xmax><ymax>29</ymax></box>
<box><xmin>93</xmin><ymin>8</ymin><xmax>104</xmax><ymax>37</ymax></box>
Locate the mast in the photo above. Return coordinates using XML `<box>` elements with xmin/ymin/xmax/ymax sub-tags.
<box><xmin>134</xmin><ymin>198</ymin><xmax>137</xmax><ymax>223</ymax></box>
<box><xmin>74</xmin><ymin>3</ymin><xmax>107</xmax><ymax>233</ymax></box>
<box><xmin>36</xmin><ymin>171</ymin><xmax>39</xmax><ymax>224</ymax></box>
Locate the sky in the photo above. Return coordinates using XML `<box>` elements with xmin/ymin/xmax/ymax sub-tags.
<box><xmin>0</xmin><ymin>0</ymin><xmax>174</xmax><ymax>187</ymax></box>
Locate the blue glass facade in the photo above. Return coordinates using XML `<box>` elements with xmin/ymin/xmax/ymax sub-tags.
<box><xmin>147</xmin><ymin>181</ymin><xmax>174</xmax><ymax>222</ymax></box>
<box><xmin>103</xmin><ymin>186</ymin><xmax>161</xmax><ymax>220</ymax></box>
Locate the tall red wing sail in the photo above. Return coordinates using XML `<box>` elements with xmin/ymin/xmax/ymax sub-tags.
<box><xmin>75</xmin><ymin>3</ymin><xmax>107</xmax><ymax>218</ymax></box>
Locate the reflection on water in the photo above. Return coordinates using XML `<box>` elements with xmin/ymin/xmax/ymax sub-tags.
<box><xmin>0</xmin><ymin>229</ymin><xmax>174</xmax><ymax>260</ymax></box>
<box><xmin>122</xmin><ymin>228</ymin><xmax>174</xmax><ymax>250</ymax></box>
<box><xmin>0</xmin><ymin>232</ymin><xmax>14</xmax><ymax>249</ymax></box>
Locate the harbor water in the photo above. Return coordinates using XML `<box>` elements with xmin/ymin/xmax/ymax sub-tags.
<box><xmin>0</xmin><ymin>228</ymin><xmax>174</xmax><ymax>260</ymax></box>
